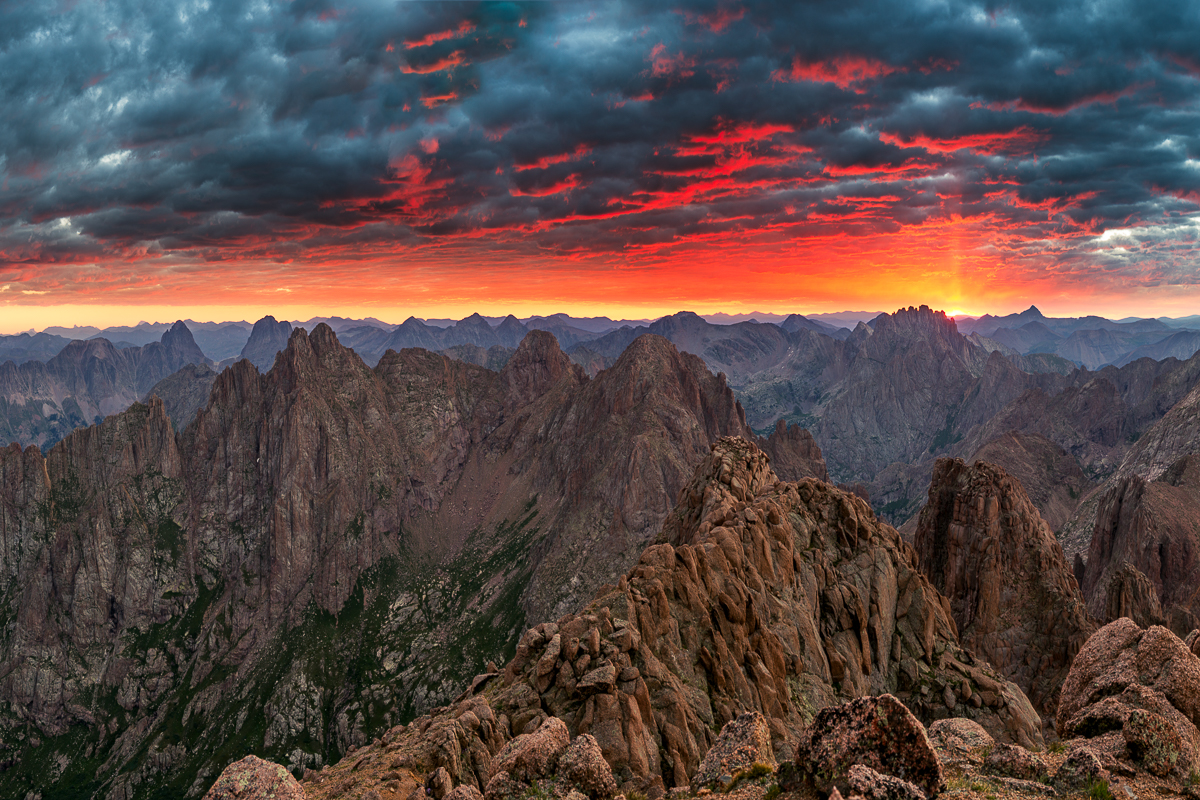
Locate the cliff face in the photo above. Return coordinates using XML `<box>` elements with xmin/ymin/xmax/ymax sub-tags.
<box><xmin>0</xmin><ymin>321</ymin><xmax>211</xmax><ymax>449</ymax></box>
<box><xmin>1080</xmin><ymin>454</ymin><xmax>1200</xmax><ymax>636</ymax></box>
<box><xmin>913</xmin><ymin>458</ymin><xmax>1096</xmax><ymax>717</ymax></box>
<box><xmin>308</xmin><ymin>438</ymin><xmax>1042</xmax><ymax>800</ymax></box>
<box><xmin>0</xmin><ymin>327</ymin><xmax>829</xmax><ymax>800</ymax></box>
<box><xmin>810</xmin><ymin>307</ymin><xmax>1034</xmax><ymax>488</ymax></box>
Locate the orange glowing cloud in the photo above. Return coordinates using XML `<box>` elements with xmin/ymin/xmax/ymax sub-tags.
<box><xmin>420</xmin><ymin>92</ymin><xmax>459</xmax><ymax>109</ymax></box>
<box><xmin>513</xmin><ymin>146</ymin><xmax>593</xmax><ymax>172</ymax></box>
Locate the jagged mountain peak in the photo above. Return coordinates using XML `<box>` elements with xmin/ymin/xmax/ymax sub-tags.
<box><xmin>459</xmin><ymin>312</ymin><xmax>491</xmax><ymax>326</ymax></box>
<box><xmin>498</xmin><ymin>330</ymin><xmax>586</xmax><ymax>407</ymax></box>
<box><xmin>159</xmin><ymin>319</ymin><xmax>205</xmax><ymax>359</ymax></box>
<box><xmin>241</xmin><ymin>315</ymin><xmax>294</xmax><ymax>370</ymax></box>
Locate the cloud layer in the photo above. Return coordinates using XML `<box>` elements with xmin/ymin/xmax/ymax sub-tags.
<box><xmin>2</xmin><ymin>0</ymin><xmax>1200</xmax><ymax>315</ymax></box>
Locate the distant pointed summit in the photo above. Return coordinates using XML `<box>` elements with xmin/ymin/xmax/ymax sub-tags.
<box><xmin>240</xmin><ymin>315</ymin><xmax>293</xmax><ymax>370</ymax></box>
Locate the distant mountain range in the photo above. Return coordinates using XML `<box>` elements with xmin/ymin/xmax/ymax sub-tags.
<box><xmin>7</xmin><ymin>306</ymin><xmax>1200</xmax><ymax>527</ymax></box>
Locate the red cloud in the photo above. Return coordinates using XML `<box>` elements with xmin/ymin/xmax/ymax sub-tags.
<box><xmin>879</xmin><ymin>126</ymin><xmax>1048</xmax><ymax>155</ymax></box>
<box><xmin>514</xmin><ymin>147</ymin><xmax>592</xmax><ymax>172</ymax></box>
<box><xmin>772</xmin><ymin>55</ymin><xmax>904</xmax><ymax>91</ymax></box>
<box><xmin>678</xmin><ymin>5</ymin><xmax>745</xmax><ymax>33</ymax></box>
<box><xmin>976</xmin><ymin>84</ymin><xmax>1150</xmax><ymax>115</ymax></box>
<box><xmin>420</xmin><ymin>92</ymin><xmax>459</xmax><ymax>109</ymax></box>
<box><xmin>647</xmin><ymin>44</ymin><xmax>696</xmax><ymax>82</ymax></box>
<box><xmin>400</xmin><ymin>51</ymin><xmax>466</xmax><ymax>74</ymax></box>
<box><xmin>404</xmin><ymin>21</ymin><xmax>476</xmax><ymax>50</ymax></box>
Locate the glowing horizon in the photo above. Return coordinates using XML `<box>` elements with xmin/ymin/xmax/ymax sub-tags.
<box><xmin>3</xmin><ymin>2</ymin><xmax>1200</xmax><ymax>330</ymax></box>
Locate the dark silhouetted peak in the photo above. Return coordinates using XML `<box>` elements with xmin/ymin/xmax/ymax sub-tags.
<box><xmin>914</xmin><ymin>457</ymin><xmax>1095</xmax><ymax>715</ymax></box>
<box><xmin>498</xmin><ymin>330</ymin><xmax>584</xmax><ymax>407</ymax></box>
<box><xmin>160</xmin><ymin>320</ymin><xmax>206</xmax><ymax>361</ymax></box>
<box><xmin>875</xmin><ymin>305</ymin><xmax>958</xmax><ymax>337</ymax></box>
<box><xmin>648</xmin><ymin>310</ymin><xmax>705</xmax><ymax>336</ymax></box>
<box><xmin>495</xmin><ymin>314</ymin><xmax>530</xmax><ymax>347</ymax></box>
<box><xmin>459</xmin><ymin>312</ymin><xmax>491</xmax><ymax>327</ymax></box>
<box><xmin>240</xmin><ymin>315</ymin><xmax>293</xmax><ymax>370</ymax></box>
<box><xmin>308</xmin><ymin>322</ymin><xmax>340</xmax><ymax>351</ymax></box>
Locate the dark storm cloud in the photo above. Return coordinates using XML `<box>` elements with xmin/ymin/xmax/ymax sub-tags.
<box><xmin>2</xmin><ymin>0</ymin><xmax>1200</xmax><ymax>289</ymax></box>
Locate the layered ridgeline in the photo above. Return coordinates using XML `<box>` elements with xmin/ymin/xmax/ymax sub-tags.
<box><xmin>0</xmin><ymin>321</ymin><xmax>210</xmax><ymax>449</ymax></box>
<box><xmin>0</xmin><ymin>326</ymin><xmax>825</xmax><ymax>800</ymax></box>
<box><xmin>16</xmin><ymin>307</ymin><xmax>1200</xmax><ymax>535</ymax></box>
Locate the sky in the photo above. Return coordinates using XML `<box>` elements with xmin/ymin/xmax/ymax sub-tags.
<box><xmin>3</xmin><ymin>0</ymin><xmax>1200</xmax><ymax>332</ymax></box>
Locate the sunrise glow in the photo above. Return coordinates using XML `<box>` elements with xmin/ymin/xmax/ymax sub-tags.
<box><xmin>2</xmin><ymin>1</ymin><xmax>1200</xmax><ymax>329</ymax></box>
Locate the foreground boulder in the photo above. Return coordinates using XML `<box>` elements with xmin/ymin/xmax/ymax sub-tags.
<box><xmin>484</xmin><ymin>719</ymin><xmax>617</xmax><ymax>800</ymax></box>
<box><xmin>926</xmin><ymin>718</ymin><xmax>994</xmax><ymax>755</ymax></box>
<box><xmin>1057</xmin><ymin>617</ymin><xmax>1200</xmax><ymax>775</ymax></box>
<box><xmin>204</xmin><ymin>755</ymin><xmax>305</xmax><ymax>800</ymax></box>
<box><xmin>690</xmin><ymin>712</ymin><xmax>775</xmax><ymax>789</ymax></box>
<box><xmin>793</xmin><ymin>694</ymin><xmax>943</xmax><ymax>799</ymax></box>
<box><xmin>981</xmin><ymin>743</ymin><xmax>1047</xmax><ymax>781</ymax></box>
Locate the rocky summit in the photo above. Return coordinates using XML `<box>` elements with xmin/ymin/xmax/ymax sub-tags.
<box><xmin>296</xmin><ymin>437</ymin><xmax>1043</xmax><ymax>800</ymax></box>
<box><xmin>263</xmin><ymin>437</ymin><xmax>1200</xmax><ymax>800</ymax></box>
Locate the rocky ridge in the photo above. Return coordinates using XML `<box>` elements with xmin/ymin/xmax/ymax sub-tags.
<box><xmin>297</xmin><ymin>437</ymin><xmax>1043</xmax><ymax>800</ymax></box>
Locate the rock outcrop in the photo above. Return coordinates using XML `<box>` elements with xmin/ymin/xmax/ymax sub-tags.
<box><xmin>317</xmin><ymin>437</ymin><xmax>1042</xmax><ymax>800</ymax></box>
<box><xmin>756</xmin><ymin>419</ymin><xmax>830</xmax><ymax>483</ymax></box>
<box><xmin>913</xmin><ymin>458</ymin><xmax>1095</xmax><ymax>716</ymax></box>
<box><xmin>966</xmin><ymin>432</ymin><xmax>1091</xmax><ymax>532</ymax></box>
<box><xmin>1056</xmin><ymin>618</ymin><xmax>1200</xmax><ymax>776</ymax></box>
<box><xmin>691</xmin><ymin>712</ymin><xmax>775</xmax><ymax>790</ymax></box>
<box><xmin>793</xmin><ymin>694</ymin><xmax>943</xmax><ymax>799</ymax></box>
<box><xmin>203</xmin><ymin>755</ymin><xmax>305</xmax><ymax>800</ymax></box>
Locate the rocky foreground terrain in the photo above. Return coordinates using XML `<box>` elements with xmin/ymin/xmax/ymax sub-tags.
<box><xmin>199</xmin><ymin>440</ymin><xmax>1200</xmax><ymax>800</ymax></box>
